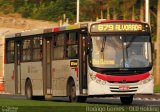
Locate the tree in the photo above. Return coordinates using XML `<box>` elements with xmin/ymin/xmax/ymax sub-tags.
<box><xmin>13</xmin><ymin>0</ymin><xmax>25</xmax><ymax>12</ymax></box>
<box><xmin>140</xmin><ymin>0</ymin><xmax>145</xmax><ymax>21</ymax></box>
<box><xmin>110</xmin><ymin>0</ymin><xmax>120</xmax><ymax>20</ymax></box>
<box><xmin>80</xmin><ymin>0</ymin><xmax>100</xmax><ymax>21</ymax></box>
<box><xmin>121</xmin><ymin>0</ymin><xmax>137</xmax><ymax>20</ymax></box>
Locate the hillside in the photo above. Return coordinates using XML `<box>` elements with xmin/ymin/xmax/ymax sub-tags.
<box><xmin>0</xmin><ymin>13</ymin><xmax>58</xmax><ymax>34</ymax></box>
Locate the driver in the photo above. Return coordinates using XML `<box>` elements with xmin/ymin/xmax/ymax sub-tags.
<box><xmin>128</xmin><ymin>49</ymin><xmax>148</xmax><ymax>67</ymax></box>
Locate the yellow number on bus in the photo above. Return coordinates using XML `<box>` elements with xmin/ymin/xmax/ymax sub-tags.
<box><xmin>98</xmin><ymin>25</ymin><xmax>104</xmax><ymax>31</ymax></box>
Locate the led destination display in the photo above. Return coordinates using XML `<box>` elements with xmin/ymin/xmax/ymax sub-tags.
<box><xmin>91</xmin><ymin>22</ymin><xmax>148</xmax><ymax>32</ymax></box>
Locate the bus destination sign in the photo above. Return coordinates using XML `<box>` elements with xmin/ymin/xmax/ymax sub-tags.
<box><xmin>90</xmin><ymin>23</ymin><xmax>148</xmax><ymax>33</ymax></box>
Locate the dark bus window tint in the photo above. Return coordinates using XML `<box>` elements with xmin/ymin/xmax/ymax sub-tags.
<box><xmin>68</xmin><ymin>33</ymin><xmax>78</xmax><ymax>44</ymax></box>
<box><xmin>33</xmin><ymin>37</ymin><xmax>42</xmax><ymax>61</ymax></box>
<box><xmin>7</xmin><ymin>41</ymin><xmax>14</xmax><ymax>51</ymax></box>
<box><xmin>67</xmin><ymin>45</ymin><xmax>78</xmax><ymax>58</ymax></box>
<box><xmin>55</xmin><ymin>34</ymin><xmax>64</xmax><ymax>46</ymax></box>
<box><xmin>53</xmin><ymin>34</ymin><xmax>65</xmax><ymax>59</ymax></box>
<box><xmin>22</xmin><ymin>39</ymin><xmax>31</xmax><ymax>61</ymax></box>
<box><xmin>23</xmin><ymin>40</ymin><xmax>31</xmax><ymax>49</ymax></box>
<box><xmin>66</xmin><ymin>32</ymin><xmax>78</xmax><ymax>59</ymax></box>
<box><xmin>6</xmin><ymin>40</ymin><xmax>14</xmax><ymax>63</ymax></box>
<box><xmin>33</xmin><ymin>37</ymin><xmax>42</xmax><ymax>48</ymax></box>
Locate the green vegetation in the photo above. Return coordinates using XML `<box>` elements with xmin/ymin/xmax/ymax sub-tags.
<box><xmin>0</xmin><ymin>0</ymin><xmax>14</xmax><ymax>14</ymax></box>
<box><xmin>154</xmin><ymin>85</ymin><xmax>160</xmax><ymax>93</ymax></box>
<box><xmin>13</xmin><ymin>0</ymin><xmax>76</xmax><ymax>23</ymax></box>
<box><xmin>0</xmin><ymin>0</ymin><xmax>158</xmax><ymax>41</ymax></box>
<box><xmin>0</xmin><ymin>99</ymin><xmax>153</xmax><ymax>112</ymax></box>
<box><xmin>0</xmin><ymin>99</ymin><xmax>117</xmax><ymax>112</ymax></box>
<box><xmin>0</xmin><ymin>99</ymin><xmax>86</xmax><ymax>106</ymax></box>
<box><xmin>0</xmin><ymin>99</ymin><xmax>94</xmax><ymax>112</ymax></box>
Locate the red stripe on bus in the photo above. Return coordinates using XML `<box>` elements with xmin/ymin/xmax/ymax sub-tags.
<box><xmin>11</xmin><ymin>70</ymin><xmax>14</xmax><ymax>80</ymax></box>
<box><xmin>74</xmin><ymin>67</ymin><xmax>78</xmax><ymax>78</ymax></box>
<box><xmin>4</xmin><ymin>54</ymin><xmax>6</xmax><ymax>64</ymax></box>
<box><xmin>96</xmin><ymin>72</ymin><xmax>149</xmax><ymax>82</ymax></box>
<box><xmin>100</xmin><ymin>20</ymin><xmax>142</xmax><ymax>23</ymax></box>
<box><xmin>53</xmin><ymin>27</ymin><xmax>60</xmax><ymax>32</ymax></box>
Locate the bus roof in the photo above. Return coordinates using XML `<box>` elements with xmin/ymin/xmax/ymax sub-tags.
<box><xmin>5</xmin><ymin>23</ymin><xmax>82</xmax><ymax>38</ymax></box>
<box><xmin>100</xmin><ymin>20</ymin><xmax>148</xmax><ymax>24</ymax></box>
<box><xmin>5</xmin><ymin>20</ymin><xmax>148</xmax><ymax>38</ymax></box>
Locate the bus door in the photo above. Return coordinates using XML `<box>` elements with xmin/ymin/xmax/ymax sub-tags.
<box><xmin>14</xmin><ymin>40</ymin><xmax>21</xmax><ymax>94</ymax></box>
<box><xmin>79</xmin><ymin>31</ymin><xmax>88</xmax><ymax>94</ymax></box>
<box><xmin>43</xmin><ymin>37</ymin><xmax>52</xmax><ymax>95</ymax></box>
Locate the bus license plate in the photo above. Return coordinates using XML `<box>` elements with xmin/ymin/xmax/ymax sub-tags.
<box><xmin>119</xmin><ymin>86</ymin><xmax>129</xmax><ymax>91</ymax></box>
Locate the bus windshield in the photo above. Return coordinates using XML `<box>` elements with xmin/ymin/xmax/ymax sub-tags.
<box><xmin>91</xmin><ymin>35</ymin><xmax>152</xmax><ymax>69</ymax></box>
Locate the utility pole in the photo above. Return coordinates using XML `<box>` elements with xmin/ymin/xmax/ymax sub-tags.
<box><xmin>76</xmin><ymin>0</ymin><xmax>79</xmax><ymax>23</ymax></box>
<box><xmin>145</xmin><ymin>0</ymin><xmax>150</xmax><ymax>23</ymax></box>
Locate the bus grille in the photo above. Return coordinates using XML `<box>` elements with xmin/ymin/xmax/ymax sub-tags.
<box><xmin>110</xmin><ymin>86</ymin><xmax>138</xmax><ymax>92</ymax></box>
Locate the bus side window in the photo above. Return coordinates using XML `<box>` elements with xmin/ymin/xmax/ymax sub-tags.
<box><xmin>6</xmin><ymin>40</ymin><xmax>14</xmax><ymax>63</ymax></box>
<box><xmin>32</xmin><ymin>37</ymin><xmax>42</xmax><ymax>61</ymax></box>
<box><xmin>22</xmin><ymin>39</ymin><xmax>31</xmax><ymax>61</ymax></box>
<box><xmin>66</xmin><ymin>32</ymin><xmax>78</xmax><ymax>59</ymax></box>
<box><xmin>53</xmin><ymin>34</ymin><xmax>65</xmax><ymax>59</ymax></box>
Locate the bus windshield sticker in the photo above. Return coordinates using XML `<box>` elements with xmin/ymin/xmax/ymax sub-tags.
<box><xmin>92</xmin><ymin>59</ymin><xmax>115</xmax><ymax>65</ymax></box>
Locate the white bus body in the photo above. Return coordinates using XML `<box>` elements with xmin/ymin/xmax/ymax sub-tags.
<box><xmin>4</xmin><ymin>20</ymin><xmax>153</xmax><ymax>104</ymax></box>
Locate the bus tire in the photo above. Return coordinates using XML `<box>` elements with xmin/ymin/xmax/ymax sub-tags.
<box><xmin>120</xmin><ymin>95</ymin><xmax>133</xmax><ymax>105</ymax></box>
<box><xmin>68</xmin><ymin>81</ymin><xmax>77</xmax><ymax>102</ymax></box>
<box><xmin>77</xmin><ymin>96</ymin><xmax>87</xmax><ymax>102</ymax></box>
<box><xmin>25</xmin><ymin>80</ymin><xmax>33</xmax><ymax>100</ymax></box>
<box><xmin>68</xmin><ymin>81</ymin><xmax>87</xmax><ymax>103</ymax></box>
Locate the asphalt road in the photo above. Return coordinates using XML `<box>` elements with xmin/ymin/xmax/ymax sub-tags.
<box><xmin>0</xmin><ymin>94</ymin><xmax>160</xmax><ymax>107</ymax></box>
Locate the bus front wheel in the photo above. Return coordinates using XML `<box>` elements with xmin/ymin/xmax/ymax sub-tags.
<box><xmin>120</xmin><ymin>95</ymin><xmax>133</xmax><ymax>105</ymax></box>
<box><xmin>25</xmin><ymin>80</ymin><xmax>33</xmax><ymax>100</ymax></box>
<box><xmin>68</xmin><ymin>81</ymin><xmax>87</xmax><ymax>102</ymax></box>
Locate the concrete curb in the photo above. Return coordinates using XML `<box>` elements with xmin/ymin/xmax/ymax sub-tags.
<box><xmin>135</xmin><ymin>94</ymin><xmax>160</xmax><ymax>99</ymax></box>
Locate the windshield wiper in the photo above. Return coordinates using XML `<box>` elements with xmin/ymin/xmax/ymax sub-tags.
<box><xmin>125</xmin><ymin>36</ymin><xmax>136</xmax><ymax>48</ymax></box>
<box><xmin>101</xmin><ymin>36</ymin><xmax>106</xmax><ymax>52</ymax></box>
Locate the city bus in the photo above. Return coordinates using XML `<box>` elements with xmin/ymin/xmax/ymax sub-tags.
<box><xmin>4</xmin><ymin>20</ymin><xmax>153</xmax><ymax>104</ymax></box>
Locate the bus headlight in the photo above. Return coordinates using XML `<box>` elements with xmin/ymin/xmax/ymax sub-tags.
<box><xmin>139</xmin><ymin>75</ymin><xmax>153</xmax><ymax>84</ymax></box>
